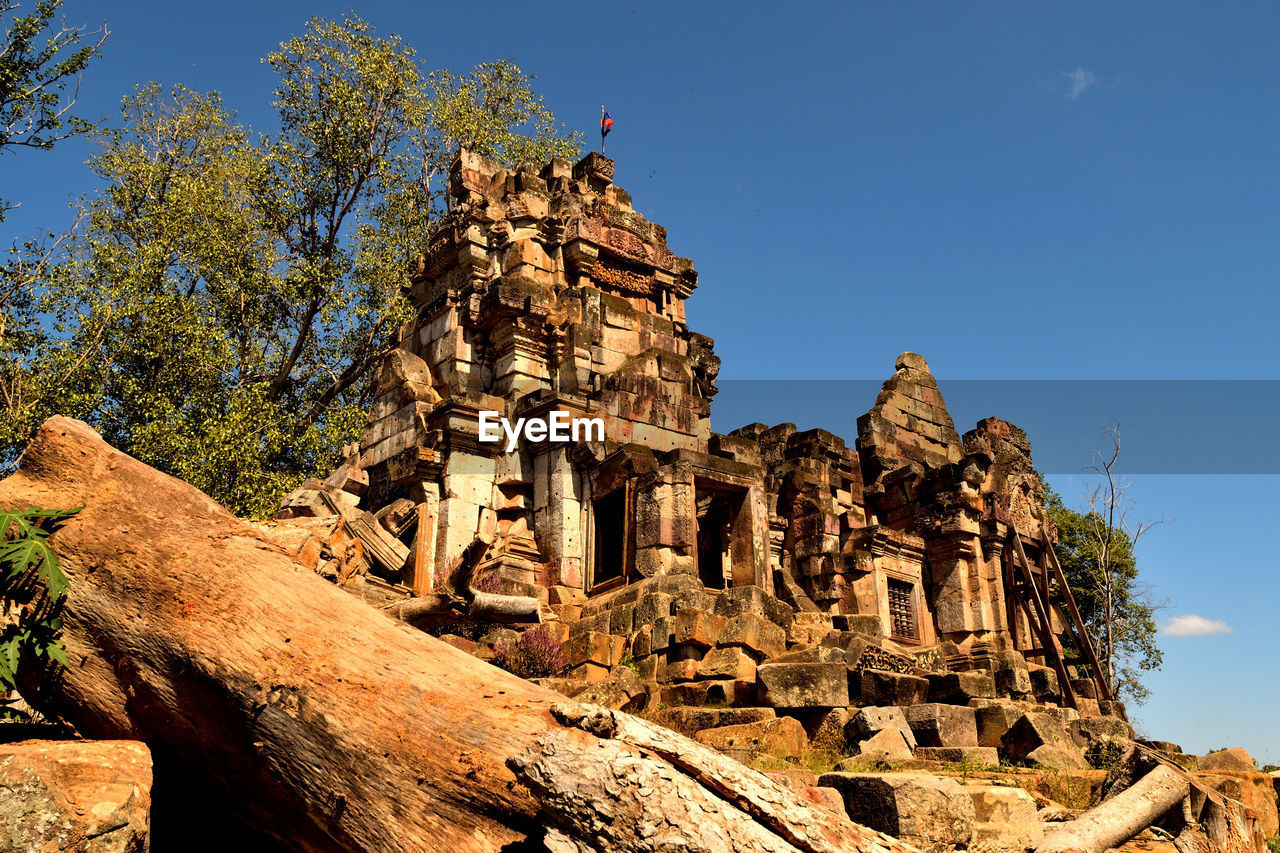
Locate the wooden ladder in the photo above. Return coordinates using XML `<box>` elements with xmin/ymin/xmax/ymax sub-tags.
<box><xmin>1003</xmin><ymin>524</ymin><xmax>1113</xmax><ymax>710</ymax></box>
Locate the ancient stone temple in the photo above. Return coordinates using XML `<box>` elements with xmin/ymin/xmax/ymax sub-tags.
<box><xmin>280</xmin><ymin>147</ymin><xmax>1114</xmax><ymax>720</ymax></box>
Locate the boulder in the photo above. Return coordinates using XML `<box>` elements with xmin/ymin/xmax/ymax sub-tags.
<box><xmin>1198</xmin><ymin>747</ymin><xmax>1255</xmax><ymax>772</ymax></box>
<box><xmin>859</xmin><ymin>669</ymin><xmax>929</xmax><ymax>707</ymax></box>
<box><xmin>693</xmin><ymin>717</ymin><xmax>808</xmax><ymax>765</ymax></box>
<box><xmin>906</xmin><ymin>704</ymin><xmax>978</xmax><ymax>748</ymax></box>
<box><xmin>757</xmin><ymin>662</ymin><xmax>849</xmax><ymax>708</ymax></box>
<box><xmin>847</xmin><ymin>706</ymin><xmax>918</xmax><ymax>751</ymax></box>
<box><xmin>818</xmin><ymin>772</ymin><xmax>975</xmax><ymax>852</ymax></box>
<box><xmin>0</xmin><ymin>740</ymin><xmax>152</xmax><ymax>853</ymax></box>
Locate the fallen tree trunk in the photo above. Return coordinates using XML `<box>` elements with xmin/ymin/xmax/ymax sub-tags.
<box><xmin>1036</xmin><ymin>765</ymin><xmax>1190</xmax><ymax>853</ymax></box>
<box><xmin>0</xmin><ymin>418</ymin><xmax>919</xmax><ymax>853</ymax></box>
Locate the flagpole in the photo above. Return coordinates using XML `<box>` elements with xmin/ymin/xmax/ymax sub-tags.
<box><xmin>601</xmin><ymin>105</ymin><xmax>606</xmax><ymax>155</ymax></box>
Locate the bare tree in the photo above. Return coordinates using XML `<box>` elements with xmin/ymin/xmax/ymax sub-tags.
<box><xmin>1080</xmin><ymin>423</ymin><xmax>1169</xmax><ymax>699</ymax></box>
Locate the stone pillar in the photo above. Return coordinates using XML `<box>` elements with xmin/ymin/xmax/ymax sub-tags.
<box><xmin>533</xmin><ymin>446</ymin><xmax>584</xmax><ymax>589</ymax></box>
<box><xmin>410</xmin><ymin>482</ymin><xmax>440</xmax><ymax>596</ymax></box>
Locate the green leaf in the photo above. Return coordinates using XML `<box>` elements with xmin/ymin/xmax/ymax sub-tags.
<box><xmin>46</xmin><ymin>642</ymin><xmax>68</xmax><ymax>667</ymax></box>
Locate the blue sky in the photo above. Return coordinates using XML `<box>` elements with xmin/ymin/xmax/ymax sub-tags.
<box><xmin>4</xmin><ymin>2</ymin><xmax>1276</xmax><ymax>762</ymax></box>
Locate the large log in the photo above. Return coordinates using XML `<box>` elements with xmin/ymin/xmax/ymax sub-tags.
<box><xmin>0</xmin><ymin>418</ymin><xmax>921</xmax><ymax>853</ymax></box>
<box><xmin>1036</xmin><ymin>765</ymin><xmax>1190</xmax><ymax>853</ymax></box>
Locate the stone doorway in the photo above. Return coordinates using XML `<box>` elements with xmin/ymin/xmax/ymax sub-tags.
<box><xmin>694</xmin><ymin>481</ymin><xmax>749</xmax><ymax>590</ymax></box>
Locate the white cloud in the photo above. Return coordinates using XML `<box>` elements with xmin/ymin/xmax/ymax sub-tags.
<box><xmin>1065</xmin><ymin>67</ymin><xmax>1100</xmax><ymax>100</ymax></box>
<box><xmin>1162</xmin><ymin>614</ymin><xmax>1234</xmax><ymax>637</ymax></box>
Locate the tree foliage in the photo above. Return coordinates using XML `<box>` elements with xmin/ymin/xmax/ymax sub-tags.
<box><xmin>1045</xmin><ymin>427</ymin><xmax>1167</xmax><ymax>705</ymax></box>
<box><xmin>2</xmin><ymin>14</ymin><xmax>581</xmax><ymax>516</ymax></box>
<box><xmin>1</xmin><ymin>0</ymin><xmax>107</xmax><ymax>219</ymax></box>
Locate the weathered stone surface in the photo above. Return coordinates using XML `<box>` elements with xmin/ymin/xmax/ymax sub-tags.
<box><xmin>906</xmin><ymin>704</ymin><xmax>978</xmax><ymax>748</ymax></box>
<box><xmin>1198</xmin><ymin>747</ymin><xmax>1255</xmax><ymax>772</ymax></box>
<box><xmin>713</xmin><ymin>586</ymin><xmax>795</xmax><ymax>629</ymax></box>
<box><xmin>994</xmin><ymin>666</ymin><xmax>1032</xmax><ymax>700</ymax></box>
<box><xmin>1028</xmin><ymin>667</ymin><xmax>1060</xmax><ymax>703</ymax></box>
<box><xmin>0</xmin><ymin>740</ymin><xmax>152</xmax><ymax>853</ymax></box>
<box><xmin>757</xmin><ymin>662</ymin><xmax>849</xmax><ymax>708</ymax></box>
<box><xmin>656</xmin><ymin>707</ymin><xmax>775</xmax><ymax>734</ymax></box>
<box><xmin>818</xmin><ymin>772</ymin><xmax>976</xmax><ymax>852</ymax></box>
<box><xmin>860</xmin><ymin>669</ymin><xmax>929</xmax><ymax>707</ymax></box>
<box><xmin>848</xmin><ymin>706</ymin><xmax>918</xmax><ymax>751</ymax></box>
<box><xmin>696</xmin><ymin>646</ymin><xmax>758</xmax><ymax>681</ymax></box>
<box><xmin>563</xmin><ymin>631</ymin><xmax>622</xmax><ymax>668</ymax></box>
<box><xmin>1001</xmin><ymin>712</ymin><xmax>1085</xmax><ymax>767</ymax></box>
<box><xmin>717</xmin><ymin>612</ymin><xmax>786</xmax><ymax>659</ymax></box>
<box><xmin>925</xmin><ymin>671</ymin><xmax>994</xmax><ymax>705</ymax></box>
<box><xmin>804</xmin><ymin>707</ymin><xmax>853</xmax><ymax>749</ymax></box>
<box><xmin>693</xmin><ymin>716</ymin><xmax>808</xmax><ymax>765</ymax></box>
<box><xmin>966</xmin><ymin>784</ymin><xmax>1043</xmax><ymax>850</ymax></box>
<box><xmin>1025</xmin><ymin>744</ymin><xmax>1087</xmax><ymax>770</ymax></box>
<box><xmin>571</xmin><ymin>665</ymin><xmax>647</xmax><ymax>712</ymax></box>
<box><xmin>1195</xmin><ymin>771</ymin><xmax>1279</xmax><ymax>839</ymax></box>
<box><xmin>855</xmin><ymin>728</ymin><xmax>916</xmax><ymax>762</ymax></box>
<box><xmin>659</xmin><ymin>678</ymin><xmax>753</xmax><ymax>708</ymax></box>
<box><xmin>1070</xmin><ymin>715</ymin><xmax>1134</xmax><ymax>748</ymax></box>
<box><xmin>913</xmin><ymin>746</ymin><xmax>999</xmax><ymax>765</ymax></box>
<box><xmin>673</xmin><ymin>608</ymin><xmax>727</xmax><ymax>648</ymax></box>
<box><xmin>763</xmin><ymin>768</ymin><xmax>818</xmax><ymax>790</ymax></box>
<box><xmin>798</xmin><ymin>786</ymin><xmax>848</xmax><ymax>817</ymax></box>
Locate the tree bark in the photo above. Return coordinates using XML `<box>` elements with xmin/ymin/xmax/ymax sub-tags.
<box><xmin>0</xmin><ymin>418</ymin><xmax>920</xmax><ymax>853</ymax></box>
<box><xmin>1036</xmin><ymin>765</ymin><xmax>1190</xmax><ymax>853</ymax></box>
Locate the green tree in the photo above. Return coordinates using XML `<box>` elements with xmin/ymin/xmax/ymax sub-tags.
<box><xmin>3</xmin><ymin>14</ymin><xmax>581</xmax><ymax>517</ymax></box>
<box><xmin>1</xmin><ymin>1</ymin><xmax>105</xmax><ymax>472</ymax></box>
<box><xmin>1045</xmin><ymin>426</ymin><xmax>1167</xmax><ymax>705</ymax></box>
<box><xmin>1</xmin><ymin>0</ymin><xmax>107</xmax><ymax>219</ymax></box>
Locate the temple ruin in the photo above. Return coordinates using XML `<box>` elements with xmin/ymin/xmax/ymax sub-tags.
<box><xmin>280</xmin><ymin>147</ymin><xmax>1118</xmax><ymax>720</ymax></box>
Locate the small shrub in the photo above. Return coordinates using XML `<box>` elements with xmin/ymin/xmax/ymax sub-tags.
<box><xmin>489</xmin><ymin>625</ymin><xmax>566</xmax><ymax>679</ymax></box>
<box><xmin>1267</xmin><ymin>835</ymin><xmax>1280</xmax><ymax>853</ymax></box>
<box><xmin>1</xmin><ymin>507</ymin><xmax>78</xmax><ymax>700</ymax></box>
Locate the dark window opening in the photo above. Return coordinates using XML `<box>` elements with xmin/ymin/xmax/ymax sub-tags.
<box><xmin>593</xmin><ymin>488</ymin><xmax>627</xmax><ymax>588</ymax></box>
<box><xmin>887</xmin><ymin>578</ymin><xmax>917</xmax><ymax>641</ymax></box>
